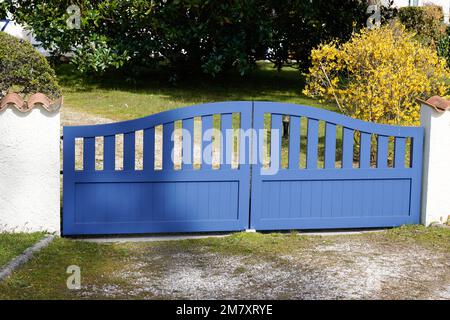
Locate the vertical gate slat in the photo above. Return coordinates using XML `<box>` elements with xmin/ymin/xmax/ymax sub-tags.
<box><xmin>410</xmin><ymin>135</ymin><xmax>423</xmax><ymax>169</ymax></box>
<box><xmin>163</xmin><ymin>122</ymin><xmax>174</xmax><ymax>170</ymax></box>
<box><xmin>324</xmin><ymin>122</ymin><xmax>336</xmax><ymax>169</ymax></box>
<box><xmin>394</xmin><ymin>137</ymin><xmax>406</xmax><ymax>168</ymax></box>
<box><xmin>124</xmin><ymin>132</ymin><xmax>135</xmax><ymax>171</ymax></box>
<box><xmin>239</xmin><ymin>113</ymin><xmax>249</xmax><ymax>169</ymax></box>
<box><xmin>103</xmin><ymin>135</ymin><xmax>115</xmax><ymax>171</ymax></box>
<box><xmin>182</xmin><ymin>118</ymin><xmax>194</xmax><ymax>170</ymax></box>
<box><xmin>288</xmin><ymin>116</ymin><xmax>301</xmax><ymax>169</ymax></box>
<box><xmin>221</xmin><ymin>114</ymin><xmax>233</xmax><ymax>170</ymax></box>
<box><xmin>202</xmin><ymin>115</ymin><xmax>213</xmax><ymax>169</ymax></box>
<box><xmin>377</xmin><ymin>135</ymin><xmax>389</xmax><ymax>168</ymax></box>
<box><xmin>342</xmin><ymin>128</ymin><xmax>354</xmax><ymax>168</ymax></box>
<box><xmin>83</xmin><ymin>137</ymin><xmax>95</xmax><ymax>171</ymax></box>
<box><xmin>271</xmin><ymin>114</ymin><xmax>283</xmax><ymax>170</ymax></box>
<box><xmin>143</xmin><ymin>127</ymin><xmax>155</xmax><ymax>171</ymax></box>
<box><xmin>409</xmin><ymin>130</ymin><xmax>424</xmax><ymax>225</ymax></box>
<box><xmin>359</xmin><ymin>132</ymin><xmax>371</xmax><ymax>168</ymax></box>
<box><xmin>64</xmin><ymin>133</ymin><xmax>75</xmax><ymax>172</ymax></box>
<box><xmin>307</xmin><ymin>118</ymin><xmax>319</xmax><ymax>169</ymax></box>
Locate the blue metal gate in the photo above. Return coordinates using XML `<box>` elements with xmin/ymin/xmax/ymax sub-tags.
<box><xmin>63</xmin><ymin>102</ymin><xmax>252</xmax><ymax>235</ymax></box>
<box><xmin>63</xmin><ymin>101</ymin><xmax>424</xmax><ymax>235</ymax></box>
<box><xmin>250</xmin><ymin>102</ymin><xmax>424</xmax><ymax>230</ymax></box>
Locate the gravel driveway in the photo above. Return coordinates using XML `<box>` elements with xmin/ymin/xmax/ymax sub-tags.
<box><xmin>77</xmin><ymin>229</ymin><xmax>450</xmax><ymax>300</ymax></box>
<box><xmin>1</xmin><ymin>227</ymin><xmax>449</xmax><ymax>299</ymax></box>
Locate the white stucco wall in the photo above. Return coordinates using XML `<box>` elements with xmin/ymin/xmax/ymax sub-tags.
<box><xmin>0</xmin><ymin>107</ymin><xmax>60</xmax><ymax>233</ymax></box>
<box><xmin>420</xmin><ymin>104</ymin><xmax>450</xmax><ymax>225</ymax></box>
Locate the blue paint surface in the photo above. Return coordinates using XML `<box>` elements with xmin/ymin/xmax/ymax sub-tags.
<box><xmin>63</xmin><ymin>101</ymin><xmax>423</xmax><ymax>235</ymax></box>
<box><xmin>250</xmin><ymin>102</ymin><xmax>423</xmax><ymax>230</ymax></box>
<box><xmin>63</xmin><ymin>102</ymin><xmax>252</xmax><ymax>235</ymax></box>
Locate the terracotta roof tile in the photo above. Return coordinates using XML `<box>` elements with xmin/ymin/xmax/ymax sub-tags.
<box><xmin>0</xmin><ymin>93</ymin><xmax>62</xmax><ymax>113</ymax></box>
<box><xmin>417</xmin><ymin>96</ymin><xmax>450</xmax><ymax>113</ymax></box>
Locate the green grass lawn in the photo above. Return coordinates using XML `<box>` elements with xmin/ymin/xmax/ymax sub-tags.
<box><xmin>58</xmin><ymin>62</ymin><xmax>336</xmax><ymax>121</ymax></box>
<box><xmin>0</xmin><ymin>226</ymin><xmax>448</xmax><ymax>299</ymax></box>
<box><xmin>0</xmin><ymin>233</ymin><xmax>46</xmax><ymax>268</ymax></box>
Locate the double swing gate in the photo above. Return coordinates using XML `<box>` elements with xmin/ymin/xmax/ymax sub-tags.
<box><xmin>63</xmin><ymin>102</ymin><xmax>423</xmax><ymax>236</ymax></box>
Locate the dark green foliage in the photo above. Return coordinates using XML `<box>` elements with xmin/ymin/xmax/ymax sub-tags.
<box><xmin>267</xmin><ymin>0</ymin><xmax>368</xmax><ymax>71</ymax></box>
<box><xmin>398</xmin><ymin>5</ymin><xmax>447</xmax><ymax>45</ymax></box>
<box><xmin>0</xmin><ymin>32</ymin><xmax>61</xmax><ymax>99</ymax></box>
<box><xmin>4</xmin><ymin>0</ymin><xmax>395</xmax><ymax>77</ymax></box>
<box><xmin>437</xmin><ymin>30</ymin><xmax>450</xmax><ymax>67</ymax></box>
<box><xmin>148</xmin><ymin>0</ymin><xmax>273</xmax><ymax>77</ymax></box>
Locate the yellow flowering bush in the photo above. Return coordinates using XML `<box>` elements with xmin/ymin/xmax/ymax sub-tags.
<box><xmin>303</xmin><ymin>22</ymin><xmax>450</xmax><ymax>125</ymax></box>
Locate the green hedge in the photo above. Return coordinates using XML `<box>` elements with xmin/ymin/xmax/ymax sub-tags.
<box><xmin>0</xmin><ymin>33</ymin><xmax>61</xmax><ymax>99</ymax></box>
<box><xmin>398</xmin><ymin>5</ymin><xmax>447</xmax><ymax>45</ymax></box>
<box><xmin>4</xmin><ymin>0</ymin><xmax>396</xmax><ymax>77</ymax></box>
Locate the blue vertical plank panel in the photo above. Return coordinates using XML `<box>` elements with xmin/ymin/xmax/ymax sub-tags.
<box><xmin>310</xmin><ymin>181</ymin><xmax>322</xmax><ymax>218</ymax></box>
<box><xmin>377</xmin><ymin>135</ymin><xmax>389</xmax><ymax>168</ymax></box>
<box><xmin>239</xmin><ymin>112</ymin><xmax>252</xmax><ymax>171</ymax></box>
<box><xmin>103</xmin><ymin>135</ymin><xmax>115</xmax><ymax>171</ymax></box>
<box><xmin>250</xmin><ymin>101</ymin><xmax>423</xmax><ymax>231</ymax></box>
<box><xmin>209</xmin><ymin>183</ymin><xmax>220</xmax><ymax>219</ymax></box>
<box><xmin>124</xmin><ymin>132</ymin><xmax>135</xmax><ymax>171</ymax></box>
<box><xmin>301</xmin><ymin>181</ymin><xmax>312</xmax><ymax>217</ymax></box>
<box><xmin>290</xmin><ymin>182</ymin><xmax>301</xmax><ymax>218</ymax></box>
<box><xmin>202</xmin><ymin>115</ymin><xmax>213</xmax><ymax>170</ymax></box>
<box><xmin>218</xmin><ymin>182</ymin><xmax>230</xmax><ymax>219</ymax></box>
<box><xmin>182</xmin><ymin>118</ymin><xmax>194</xmax><ymax>170</ymax></box>
<box><xmin>64</xmin><ymin>133</ymin><xmax>75</xmax><ymax>173</ymax></box>
<box><xmin>268</xmin><ymin>181</ymin><xmax>280</xmax><ymax>219</ymax></box>
<box><xmin>221</xmin><ymin>113</ymin><xmax>233</xmax><ymax>170</ymax></box>
<box><xmin>248</xmin><ymin>102</ymin><xmax>265</xmax><ymax>229</ymax></box>
<box><xmin>63</xmin><ymin>101</ymin><xmax>423</xmax><ymax>236</ymax></box>
<box><xmin>321</xmin><ymin>181</ymin><xmax>332</xmax><ymax>217</ymax></box>
<box><xmin>359</xmin><ymin>132</ymin><xmax>371</xmax><ymax>169</ymax></box>
<box><xmin>289</xmin><ymin>116</ymin><xmax>301</xmax><ymax>169</ymax></box>
<box><xmin>409</xmin><ymin>131</ymin><xmax>424</xmax><ymax>224</ymax></box>
<box><xmin>361</xmin><ymin>180</ymin><xmax>370</xmax><ymax>216</ymax></box>
<box><xmin>394</xmin><ymin>137</ymin><xmax>406</xmax><ymax>168</ymax></box>
<box><xmin>62</xmin><ymin>129</ymin><xmax>76</xmax><ymax>235</ymax></box>
<box><xmin>83</xmin><ymin>137</ymin><xmax>95</xmax><ymax>171</ymax></box>
<box><xmin>63</xmin><ymin>102</ymin><xmax>252</xmax><ymax>236</ymax></box>
<box><xmin>342</xmin><ymin>128</ymin><xmax>354</xmax><ymax>168</ymax></box>
<box><xmin>279</xmin><ymin>181</ymin><xmax>290</xmax><ymax>218</ymax></box>
<box><xmin>332</xmin><ymin>180</ymin><xmax>343</xmax><ymax>217</ymax></box>
<box><xmin>163</xmin><ymin>122</ymin><xmax>174</xmax><ymax>171</ymax></box>
<box><xmin>324</xmin><ymin>122</ymin><xmax>336</xmax><ymax>169</ymax></box>
<box><xmin>260</xmin><ymin>182</ymin><xmax>269</xmax><ymax>219</ymax></box>
<box><xmin>306</xmin><ymin>118</ymin><xmax>319</xmax><ymax>169</ymax></box>
<box><xmin>351</xmin><ymin>180</ymin><xmax>363</xmax><ymax>217</ymax></box>
<box><xmin>143</xmin><ymin>127</ymin><xmax>155</xmax><ymax>171</ymax></box>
